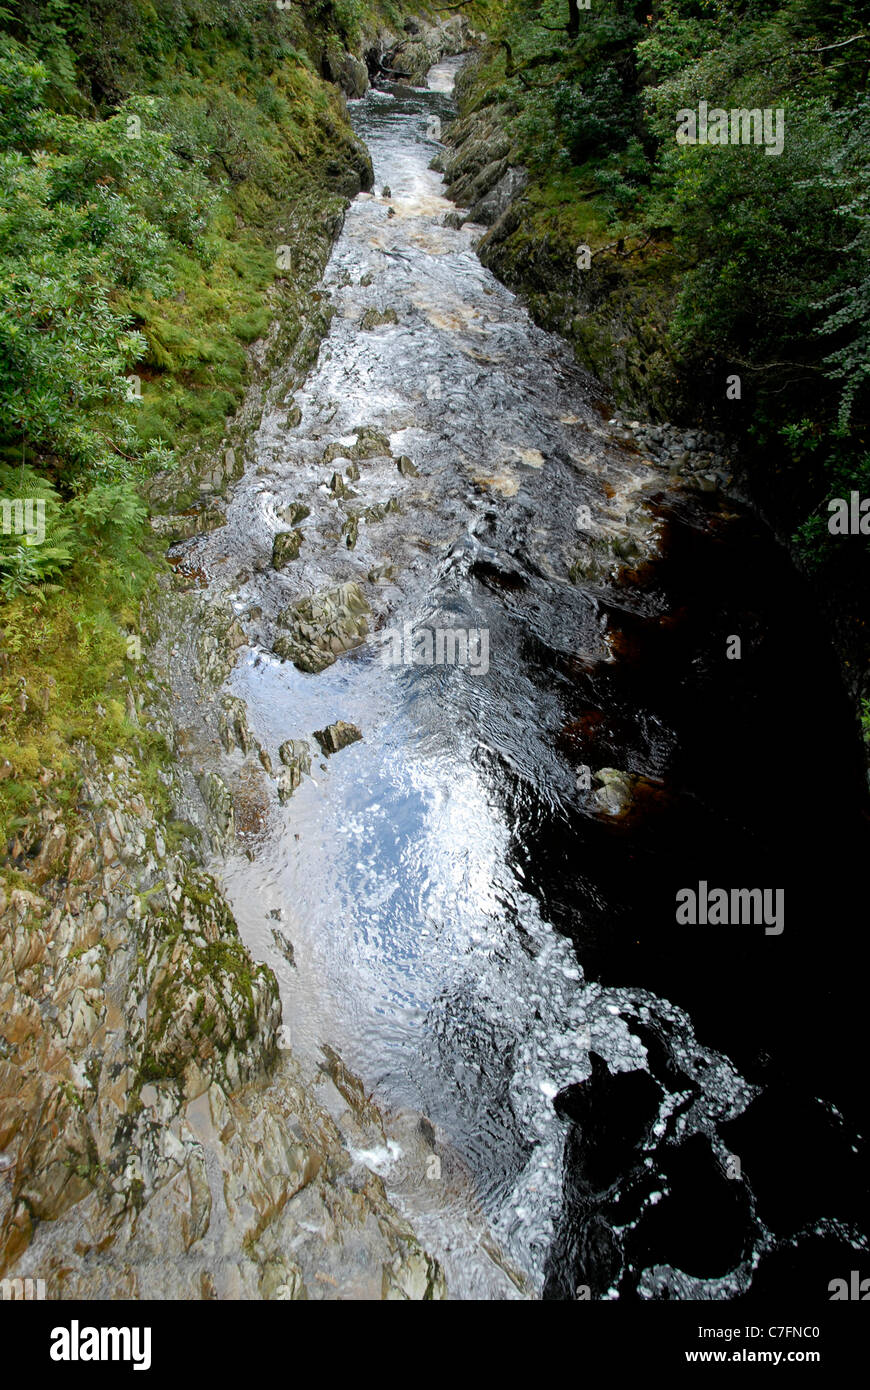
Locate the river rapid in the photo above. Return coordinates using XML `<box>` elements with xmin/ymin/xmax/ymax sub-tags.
<box><xmin>170</xmin><ymin>57</ymin><xmax>869</xmax><ymax>1300</ymax></box>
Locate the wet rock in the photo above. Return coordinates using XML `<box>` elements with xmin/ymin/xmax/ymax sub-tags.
<box><xmin>270</xmin><ymin>929</ymin><xmax>295</xmax><ymax>968</ymax></box>
<box><xmin>396</xmin><ymin>455</ymin><xmax>419</xmax><ymax>477</ymax></box>
<box><xmin>284</xmin><ymin>405</ymin><xmax>302</xmax><ymax>430</ymax></box>
<box><xmin>150</xmin><ymin>504</ymin><xmax>226</xmax><ymax>543</ymax></box>
<box><xmin>365</xmin><ymin>498</ymin><xmax>401</xmax><ymax>524</ymax></box>
<box><xmin>543</xmin><ymin>1055</ymin><xmax>662</xmax><ymax>1299</ymax></box>
<box><xmin>353</xmin><ymin>426</ymin><xmax>392</xmax><ymax>459</ymax></box>
<box><xmin>271</xmin><ymin>530</ymin><xmax>303</xmax><ymax>569</ymax></box>
<box><xmin>274</xmin><ymin>582</ymin><xmax>371</xmax><ymax>674</ymax></box>
<box><xmin>320</xmin><ymin>1044</ymin><xmax>383</xmax><ymax>1131</ymax></box>
<box><xmin>345</xmin><ymin>461</ymin><xmax>360</xmax><ymax>482</ymax></box>
<box><xmin>219</xmin><ymin>696</ymin><xmax>253</xmax><ymax>756</ymax></box>
<box><xmin>276</xmin><ymin>740</ymin><xmax>311</xmax><ymax>802</ymax></box>
<box><xmin>277</xmin><ymin>501</ymin><xmax>309</xmax><ymax>527</ymax></box>
<box><xmin>323</xmin><ymin>427</ymin><xmax>391</xmax><ymax>465</ymax></box>
<box><xmin>343</xmin><ymin>514</ymin><xmax>360</xmax><ymax>550</ymax></box>
<box><xmin>360</xmin><ymin>307</ymin><xmax>399</xmax><ymax>331</ymax></box>
<box><xmin>592</xmin><ymin>767</ymin><xmax>635</xmax><ymax>817</ymax></box>
<box><xmin>468</xmin><ymin>167</ymin><xmax>529</xmax><ymax>228</ymax></box>
<box><xmin>329</xmin><ymin>471</ymin><xmax>351</xmax><ymax>498</ymax></box>
<box><xmin>368</xmin><ymin>563</ymin><xmax>397</xmax><ymax>583</ymax></box>
<box><xmin>312</xmin><ymin>721</ymin><xmax>362</xmax><ymax>756</ymax></box>
<box><xmin>382</xmin><ymin>186</ymin><xmax>392</xmax><ymax>199</ymax></box>
<box><xmin>322</xmin><ymin>440</ymin><xmax>354</xmax><ymax>464</ymax></box>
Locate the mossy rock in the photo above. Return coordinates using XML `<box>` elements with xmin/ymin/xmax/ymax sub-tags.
<box><xmin>272</xmin><ymin>529</ymin><xmax>304</xmax><ymax>569</ymax></box>
<box><xmin>360</xmin><ymin>307</ymin><xmax>399</xmax><ymax>331</ymax></box>
<box><xmin>141</xmin><ymin>874</ymin><xmax>280</xmax><ymax>1097</ymax></box>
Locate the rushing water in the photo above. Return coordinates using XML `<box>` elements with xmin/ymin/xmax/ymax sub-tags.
<box><xmin>172</xmin><ymin>58</ymin><xmax>868</xmax><ymax>1299</ymax></box>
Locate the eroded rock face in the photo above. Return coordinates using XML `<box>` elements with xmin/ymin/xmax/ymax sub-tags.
<box><xmin>273</xmin><ymin>582</ymin><xmax>371</xmax><ymax>673</ymax></box>
<box><xmin>324</xmin><ymin>40</ymin><xmax>369</xmax><ymax>100</ymax></box>
<box><xmin>141</xmin><ymin>875</ymin><xmax>280</xmax><ymax>1100</ymax></box>
<box><xmin>0</xmin><ymin>740</ymin><xmax>445</xmax><ymax>1301</ymax></box>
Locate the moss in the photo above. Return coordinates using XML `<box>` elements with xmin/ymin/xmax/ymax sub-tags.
<box><xmin>0</xmin><ymin>1</ymin><xmax>393</xmax><ymax>858</ymax></box>
<box><xmin>138</xmin><ymin>873</ymin><xmax>279</xmax><ymax>1087</ymax></box>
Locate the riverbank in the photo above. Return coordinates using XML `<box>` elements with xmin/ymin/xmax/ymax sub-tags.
<box><xmin>435</xmin><ymin>23</ymin><xmax>870</xmax><ymax>786</ymax></box>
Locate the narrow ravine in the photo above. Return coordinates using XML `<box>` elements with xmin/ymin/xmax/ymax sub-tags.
<box><xmin>166</xmin><ymin>57</ymin><xmax>868</xmax><ymax>1300</ymax></box>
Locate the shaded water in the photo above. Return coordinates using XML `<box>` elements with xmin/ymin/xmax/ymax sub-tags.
<box><xmin>175</xmin><ymin>59</ymin><xmax>868</xmax><ymax>1298</ymax></box>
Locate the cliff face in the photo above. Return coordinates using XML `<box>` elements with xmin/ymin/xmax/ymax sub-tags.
<box><xmin>439</xmin><ymin>54</ymin><xmax>684</xmax><ymax>421</ymax></box>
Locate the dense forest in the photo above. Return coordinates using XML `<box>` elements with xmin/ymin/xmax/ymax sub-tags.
<box><xmin>448</xmin><ymin>1</ymin><xmax>870</xmax><ymax>701</ymax></box>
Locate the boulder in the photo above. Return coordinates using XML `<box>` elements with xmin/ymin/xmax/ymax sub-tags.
<box><xmin>312</xmin><ymin>721</ymin><xmax>362</xmax><ymax>756</ymax></box>
<box><xmin>271</xmin><ymin>529</ymin><xmax>303</xmax><ymax>569</ymax></box>
<box><xmin>276</xmin><ymin>740</ymin><xmax>311</xmax><ymax>802</ymax></box>
<box><xmin>274</xmin><ymin>582</ymin><xmax>371</xmax><ymax>673</ymax></box>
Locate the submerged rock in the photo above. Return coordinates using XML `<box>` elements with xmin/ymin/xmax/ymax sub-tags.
<box><xmin>274</xmin><ymin>582</ymin><xmax>371</xmax><ymax>673</ymax></box>
<box><xmin>360</xmin><ymin>307</ymin><xmax>399</xmax><ymax>331</ymax></box>
<box><xmin>312</xmin><ymin>721</ymin><xmax>362</xmax><ymax>756</ymax></box>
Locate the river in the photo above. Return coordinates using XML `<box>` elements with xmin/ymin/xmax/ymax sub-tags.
<box><xmin>175</xmin><ymin>57</ymin><xmax>868</xmax><ymax>1300</ymax></box>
